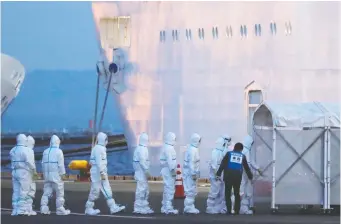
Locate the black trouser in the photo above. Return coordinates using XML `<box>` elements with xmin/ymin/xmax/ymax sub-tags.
<box><xmin>224</xmin><ymin>175</ymin><xmax>242</xmax><ymax>214</ymax></box>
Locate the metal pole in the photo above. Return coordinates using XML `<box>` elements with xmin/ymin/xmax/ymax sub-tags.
<box><xmin>92</xmin><ymin>64</ymin><xmax>101</xmax><ymax>147</ymax></box>
<box><xmin>271</xmin><ymin>127</ymin><xmax>276</xmax><ymax>210</ymax></box>
<box><xmin>98</xmin><ymin>69</ymin><xmax>114</xmax><ymax>132</ymax></box>
<box><xmin>327</xmin><ymin>127</ymin><xmax>331</xmax><ymax>210</ymax></box>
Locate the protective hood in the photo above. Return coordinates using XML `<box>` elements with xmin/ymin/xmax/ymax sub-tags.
<box><xmin>165</xmin><ymin>132</ymin><xmax>176</xmax><ymax>146</ymax></box>
<box><xmin>190</xmin><ymin>133</ymin><xmax>201</xmax><ymax>147</ymax></box>
<box><xmin>138</xmin><ymin>132</ymin><xmax>149</xmax><ymax>147</ymax></box>
<box><xmin>215</xmin><ymin>137</ymin><xmax>225</xmax><ymax>151</ymax></box>
<box><xmin>27</xmin><ymin>135</ymin><xmax>35</xmax><ymax>149</ymax></box>
<box><xmin>97</xmin><ymin>132</ymin><xmax>108</xmax><ymax>146</ymax></box>
<box><xmin>222</xmin><ymin>134</ymin><xmax>232</xmax><ymax>147</ymax></box>
<box><xmin>243</xmin><ymin>135</ymin><xmax>254</xmax><ymax>150</ymax></box>
<box><xmin>16</xmin><ymin>134</ymin><xmax>27</xmax><ymax>146</ymax></box>
<box><xmin>50</xmin><ymin>135</ymin><xmax>61</xmax><ymax>148</ymax></box>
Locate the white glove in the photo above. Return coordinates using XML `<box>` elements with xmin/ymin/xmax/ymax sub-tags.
<box><xmin>60</xmin><ymin>174</ymin><xmax>68</xmax><ymax>181</ymax></box>
<box><xmin>32</xmin><ymin>171</ymin><xmax>40</xmax><ymax>181</ymax></box>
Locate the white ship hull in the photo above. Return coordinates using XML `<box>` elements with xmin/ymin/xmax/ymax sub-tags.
<box><xmin>92</xmin><ymin>1</ymin><xmax>340</xmax><ymax>177</ymax></box>
<box><xmin>1</xmin><ymin>54</ymin><xmax>25</xmax><ymax>116</ymax></box>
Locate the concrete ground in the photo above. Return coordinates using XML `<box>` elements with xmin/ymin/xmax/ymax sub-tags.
<box><xmin>1</xmin><ymin>179</ymin><xmax>339</xmax><ymax>224</ymax></box>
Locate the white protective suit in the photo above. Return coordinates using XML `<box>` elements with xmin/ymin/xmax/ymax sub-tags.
<box><xmin>240</xmin><ymin>135</ymin><xmax>261</xmax><ymax>215</ymax></box>
<box><xmin>10</xmin><ymin>134</ymin><xmax>36</xmax><ymax>216</ymax></box>
<box><xmin>206</xmin><ymin>137</ymin><xmax>227</xmax><ymax>214</ymax></box>
<box><xmin>160</xmin><ymin>132</ymin><xmax>178</xmax><ymax>214</ymax></box>
<box><xmin>26</xmin><ymin>136</ymin><xmax>37</xmax><ymax>215</ymax></box>
<box><xmin>133</xmin><ymin>133</ymin><xmax>154</xmax><ymax>214</ymax></box>
<box><xmin>40</xmin><ymin>135</ymin><xmax>70</xmax><ymax>215</ymax></box>
<box><xmin>85</xmin><ymin>132</ymin><xmax>125</xmax><ymax>215</ymax></box>
<box><xmin>183</xmin><ymin>133</ymin><xmax>201</xmax><ymax>214</ymax></box>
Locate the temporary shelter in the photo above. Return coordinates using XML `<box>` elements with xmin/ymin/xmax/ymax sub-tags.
<box><xmin>252</xmin><ymin>101</ymin><xmax>340</xmax><ymax>212</ymax></box>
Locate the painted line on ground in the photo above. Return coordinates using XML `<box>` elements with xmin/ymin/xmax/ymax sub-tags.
<box><xmin>1</xmin><ymin>208</ymin><xmax>155</xmax><ymax>219</ymax></box>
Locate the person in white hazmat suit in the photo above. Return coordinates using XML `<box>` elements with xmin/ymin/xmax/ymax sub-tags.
<box><xmin>183</xmin><ymin>133</ymin><xmax>201</xmax><ymax>214</ymax></box>
<box><xmin>85</xmin><ymin>132</ymin><xmax>125</xmax><ymax>215</ymax></box>
<box><xmin>40</xmin><ymin>135</ymin><xmax>70</xmax><ymax>215</ymax></box>
<box><xmin>133</xmin><ymin>132</ymin><xmax>154</xmax><ymax>214</ymax></box>
<box><xmin>26</xmin><ymin>135</ymin><xmax>38</xmax><ymax>215</ymax></box>
<box><xmin>10</xmin><ymin>134</ymin><xmax>38</xmax><ymax>216</ymax></box>
<box><xmin>206</xmin><ymin>137</ymin><xmax>227</xmax><ymax>214</ymax></box>
<box><xmin>240</xmin><ymin>135</ymin><xmax>262</xmax><ymax>215</ymax></box>
<box><xmin>160</xmin><ymin>132</ymin><xmax>178</xmax><ymax>214</ymax></box>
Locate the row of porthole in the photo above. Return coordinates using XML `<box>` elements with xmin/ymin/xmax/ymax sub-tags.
<box><xmin>160</xmin><ymin>21</ymin><xmax>292</xmax><ymax>42</ymax></box>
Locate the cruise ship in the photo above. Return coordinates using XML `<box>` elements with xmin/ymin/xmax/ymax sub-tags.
<box><xmin>91</xmin><ymin>1</ymin><xmax>340</xmax><ymax>177</ymax></box>
<box><xmin>1</xmin><ymin>53</ymin><xmax>26</xmax><ymax>116</ymax></box>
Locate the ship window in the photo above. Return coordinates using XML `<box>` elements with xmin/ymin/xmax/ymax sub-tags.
<box><xmin>285</xmin><ymin>21</ymin><xmax>292</xmax><ymax>35</ymax></box>
<box><xmin>175</xmin><ymin>30</ymin><xmax>179</xmax><ymax>41</ymax></box>
<box><xmin>1</xmin><ymin>96</ymin><xmax>7</xmax><ymax>104</ymax></box>
<box><xmin>201</xmin><ymin>28</ymin><xmax>205</xmax><ymax>39</ymax></box>
<box><xmin>172</xmin><ymin>30</ymin><xmax>175</xmax><ymax>41</ymax></box>
<box><xmin>15</xmin><ymin>80</ymin><xmax>21</xmax><ymax>90</ymax></box>
<box><xmin>270</xmin><ymin>21</ymin><xmax>277</xmax><ymax>35</ymax></box>
<box><xmin>198</xmin><ymin>28</ymin><xmax>202</xmax><ymax>39</ymax></box>
<box><xmin>160</xmin><ymin>30</ymin><xmax>165</xmax><ymax>42</ymax></box>
<box><xmin>247</xmin><ymin>90</ymin><xmax>263</xmax><ymax>135</ymax></box>
<box><xmin>212</xmin><ymin>26</ymin><xmax>218</xmax><ymax>39</ymax></box>
<box><xmin>243</xmin><ymin>25</ymin><xmax>247</xmax><ymax>37</ymax></box>
<box><xmin>249</xmin><ymin>90</ymin><xmax>262</xmax><ymax>104</ymax></box>
<box><xmin>186</xmin><ymin>29</ymin><xmax>192</xmax><ymax>40</ymax></box>
<box><xmin>245</xmin><ymin>82</ymin><xmax>263</xmax><ymax>135</ymax></box>
<box><xmin>99</xmin><ymin>16</ymin><xmax>131</xmax><ymax>48</ymax></box>
<box><xmin>226</xmin><ymin>26</ymin><xmax>232</xmax><ymax>38</ymax></box>
<box><xmin>240</xmin><ymin>25</ymin><xmax>247</xmax><ymax>38</ymax></box>
<box><xmin>254</xmin><ymin>24</ymin><xmax>262</xmax><ymax>36</ymax></box>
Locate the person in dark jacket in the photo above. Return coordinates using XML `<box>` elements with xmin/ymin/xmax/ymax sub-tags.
<box><xmin>216</xmin><ymin>142</ymin><xmax>253</xmax><ymax>215</ymax></box>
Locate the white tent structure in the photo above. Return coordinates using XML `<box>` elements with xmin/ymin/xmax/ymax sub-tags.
<box><xmin>252</xmin><ymin>101</ymin><xmax>340</xmax><ymax>212</ymax></box>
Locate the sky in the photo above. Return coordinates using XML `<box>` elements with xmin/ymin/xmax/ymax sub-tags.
<box><xmin>1</xmin><ymin>1</ymin><xmax>99</xmax><ymax>71</ymax></box>
<box><xmin>1</xmin><ymin>1</ymin><xmax>123</xmax><ymax>133</ymax></box>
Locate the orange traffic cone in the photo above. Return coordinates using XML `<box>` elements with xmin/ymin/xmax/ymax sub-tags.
<box><xmin>174</xmin><ymin>164</ymin><xmax>185</xmax><ymax>199</ymax></box>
